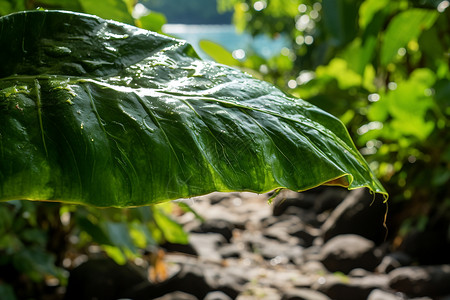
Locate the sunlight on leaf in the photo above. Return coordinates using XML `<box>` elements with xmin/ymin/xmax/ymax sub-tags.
<box><xmin>0</xmin><ymin>11</ymin><xmax>387</xmax><ymax>207</ymax></box>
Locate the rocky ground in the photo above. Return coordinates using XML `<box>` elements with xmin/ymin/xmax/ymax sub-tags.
<box><xmin>65</xmin><ymin>187</ymin><xmax>450</xmax><ymax>300</ymax></box>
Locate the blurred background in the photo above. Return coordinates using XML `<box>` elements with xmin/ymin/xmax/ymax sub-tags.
<box><xmin>0</xmin><ymin>0</ymin><xmax>449</xmax><ymax>299</ymax></box>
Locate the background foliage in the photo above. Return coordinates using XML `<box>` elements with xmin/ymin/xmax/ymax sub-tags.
<box><xmin>213</xmin><ymin>0</ymin><xmax>449</xmax><ymax>258</ymax></box>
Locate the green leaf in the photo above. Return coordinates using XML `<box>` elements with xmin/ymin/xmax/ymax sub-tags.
<box><xmin>152</xmin><ymin>206</ymin><xmax>189</xmax><ymax>244</ymax></box>
<box><xmin>380</xmin><ymin>8</ymin><xmax>439</xmax><ymax>66</ymax></box>
<box><xmin>0</xmin><ymin>0</ymin><xmax>26</xmax><ymax>16</ymax></box>
<box><xmin>12</xmin><ymin>246</ymin><xmax>60</xmax><ymax>281</ymax></box>
<box><xmin>199</xmin><ymin>40</ymin><xmax>240</xmax><ymax>66</ymax></box>
<box><xmin>0</xmin><ymin>283</ymin><xmax>17</xmax><ymax>300</ymax></box>
<box><xmin>358</xmin><ymin>0</ymin><xmax>390</xmax><ymax>29</ymax></box>
<box><xmin>105</xmin><ymin>222</ymin><xmax>137</xmax><ymax>252</ymax></box>
<box><xmin>138</xmin><ymin>11</ymin><xmax>167</xmax><ymax>33</ymax></box>
<box><xmin>76</xmin><ymin>216</ymin><xmax>112</xmax><ymax>245</ymax></box>
<box><xmin>368</xmin><ymin>69</ymin><xmax>436</xmax><ymax>141</ymax></box>
<box><xmin>0</xmin><ymin>11</ymin><xmax>387</xmax><ymax>207</ymax></box>
<box><xmin>0</xmin><ymin>204</ymin><xmax>13</xmax><ymax>234</ymax></box>
<box><xmin>28</xmin><ymin>0</ymin><xmax>83</xmax><ymax>11</ymax></box>
<box><xmin>78</xmin><ymin>0</ymin><xmax>134</xmax><ymax>24</ymax></box>
<box><xmin>322</xmin><ymin>0</ymin><xmax>362</xmax><ymax>47</ymax></box>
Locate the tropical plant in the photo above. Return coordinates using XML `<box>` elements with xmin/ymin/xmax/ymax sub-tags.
<box><xmin>0</xmin><ymin>6</ymin><xmax>388</xmax><ymax>299</ymax></box>
<box><xmin>0</xmin><ymin>10</ymin><xmax>385</xmax><ymax>206</ymax></box>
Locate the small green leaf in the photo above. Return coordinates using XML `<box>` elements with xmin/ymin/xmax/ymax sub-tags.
<box><xmin>322</xmin><ymin>0</ymin><xmax>362</xmax><ymax>46</ymax></box>
<box><xmin>138</xmin><ymin>11</ymin><xmax>167</xmax><ymax>33</ymax></box>
<box><xmin>199</xmin><ymin>40</ymin><xmax>240</xmax><ymax>65</ymax></box>
<box><xmin>358</xmin><ymin>0</ymin><xmax>389</xmax><ymax>29</ymax></box>
<box><xmin>381</xmin><ymin>8</ymin><xmax>439</xmax><ymax>66</ymax></box>
<box><xmin>367</xmin><ymin>69</ymin><xmax>436</xmax><ymax>141</ymax></box>
<box><xmin>79</xmin><ymin>0</ymin><xmax>134</xmax><ymax>24</ymax></box>
<box><xmin>153</xmin><ymin>206</ymin><xmax>189</xmax><ymax>244</ymax></box>
<box><xmin>105</xmin><ymin>222</ymin><xmax>137</xmax><ymax>252</ymax></box>
<box><xmin>0</xmin><ymin>283</ymin><xmax>17</xmax><ymax>300</ymax></box>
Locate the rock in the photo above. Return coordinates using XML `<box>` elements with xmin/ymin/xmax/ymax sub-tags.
<box><xmin>319</xmin><ymin>234</ymin><xmax>380</xmax><ymax>273</ymax></box>
<box><xmin>189</xmin><ymin>233</ymin><xmax>226</xmax><ymax>262</ymax></box>
<box><xmin>367</xmin><ymin>289</ymin><xmax>404</xmax><ymax>300</ymax></box>
<box><xmin>65</xmin><ymin>258</ymin><xmax>211</xmax><ymax>300</ymax></box>
<box><xmin>190</xmin><ymin>219</ymin><xmax>235</xmax><ymax>242</ymax></box>
<box><xmin>161</xmin><ymin>241</ymin><xmax>198</xmax><ymax>256</ymax></box>
<box><xmin>302</xmin><ymin>245</ymin><xmax>322</xmax><ymax>262</ymax></box>
<box><xmin>348</xmin><ymin>268</ymin><xmax>372</xmax><ymax>278</ymax></box>
<box><xmin>313</xmin><ymin>275</ymin><xmax>389</xmax><ymax>300</ymax></box>
<box><xmin>367</xmin><ymin>289</ymin><xmax>434</xmax><ymax>300</ymax></box>
<box><xmin>237</xmin><ymin>286</ymin><xmax>281</xmax><ymax>300</ymax></box>
<box><xmin>301</xmin><ymin>261</ymin><xmax>327</xmax><ymax>275</ymax></box>
<box><xmin>283</xmin><ymin>207</ymin><xmax>321</xmax><ymax>227</ymax></box>
<box><xmin>152</xmin><ymin>263</ymin><xmax>211</xmax><ymax>299</ymax></box>
<box><xmin>204</xmin><ymin>291</ymin><xmax>233</xmax><ymax>300</ymax></box>
<box><xmin>282</xmin><ymin>288</ymin><xmax>331</xmax><ymax>300</ymax></box>
<box><xmin>388</xmin><ymin>265</ymin><xmax>450</xmax><ymax>297</ymax></box>
<box><xmin>218</xmin><ymin>243</ymin><xmax>243</xmax><ymax>259</ymax></box>
<box><xmin>312</xmin><ymin>187</ymin><xmax>348</xmax><ymax>214</ymax></box>
<box><xmin>65</xmin><ymin>258</ymin><xmax>148</xmax><ymax>300</ymax></box>
<box><xmin>396</xmin><ymin>228</ymin><xmax>450</xmax><ymax>265</ymax></box>
<box><xmin>243</xmin><ymin>233</ymin><xmax>303</xmax><ymax>264</ymax></box>
<box><xmin>162</xmin><ymin>255</ymin><xmax>245</xmax><ymax>298</ymax></box>
<box><xmin>203</xmin><ymin>265</ymin><xmax>247</xmax><ymax>298</ymax></box>
<box><xmin>263</xmin><ymin>225</ymin><xmax>300</xmax><ymax>244</ymax></box>
<box><xmin>272</xmin><ymin>190</ymin><xmax>315</xmax><ymax>216</ymax></box>
<box><xmin>153</xmin><ymin>291</ymin><xmax>199</xmax><ymax>300</ymax></box>
<box><xmin>208</xmin><ymin>192</ymin><xmax>233</xmax><ymax>205</ymax></box>
<box><xmin>286</xmin><ymin>224</ymin><xmax>319</xmax><ymax>248</ymax></box>
<box><xmin>375</xmin><ymin>252</ymin><xmax>412</xmax><ymax>274</ymax></box>
<box><xmin>320</xmin><ymin>189</ymin><xmax>387</xmax><ymax>244</ymax></box>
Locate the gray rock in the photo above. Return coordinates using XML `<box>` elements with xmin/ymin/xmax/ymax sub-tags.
<box><xmin>376</xmin><ymin>252</ymin><xmax>412</xmax><ymax>274</ymax></box>
<box><xmin>152</xmin><ymin>263</ymin><xmax>211</xmax><ymax>299</ymax></box>
<box><xmin>204</xmin><ymin>265</ymin><xmax>247</xmax><ymax>298</ymax></box>
<box><xmin>286</xmin><ymin>224</ymin><xmax>319</xmax><ymax>247</ymax></box>
<box><xmin>301</xmin><ymin>261</ymin><xmax>327</xmax><ymax>274</ymax></box>
<box><xmin>367</xmin><ymin>289</ymin><xmax>433</xmax><ymax>300</ymax></box>
<box><xmin>313</xmin><ymin>275</ymin><xmax>389</xmax><ymax>300</ymax></box>
<box><xmin>152</xmin><ymin>291</ymin><xmax>199</xmax><ymax>300</ymax></box>
<box><xmin>218</xmin><ymin>243</ymin><xmax>243</xmax><ymax>258</ymax></box>
<box><xmin>312</xmin><ymin>187</ymin><xmax>348</xmax><ymax>213</ymax></box>
<box><xmin>272</xmin><ymin>190</ymin><xmax>315</xmax><ymax>216</ymax></box>
<box><xmin>208</xmin><ymin>193</ymin><xmax>233</xmax><ymax>205</ymax></box>
<box><xmin>388</xmin><ymin>265</ymin><xmax>450</xmax><ymax>297</ymax></box>
<box><xmin>367</xmin><ymin>289</ymin><xmax>404</xmax><ymax>300</ymax></box>
<box><xmin>282</xmin><ymin>288</ymin><xmax>331</xmax><ymax>300</ymax></box>
<box><xmin>204</xmin><ymin>291</ymin><xmax>233</xmax><ymax>300</ymax></box>
<box><xmin>190</xmin><ymin>219</ymin><xmax>235</xmax><ymax>242</ymax></box>
<box><xmin>348</xmin><ymin>268</ymin><xmax>372</xmax><ymax>278</ymax></box>
<box><xmin>189</xmin><ymin>233</ymin><xmax>226</xmax><ymax>262</ymax></box>
<box><xmin>263</xmin><ymin>225</ymin><xmax>300</xmax><ymax>244</ymax></box>
<box><xmin>319</xmin><ymin>234</ymin><xmax>380</xmax><ymax>273</ymax></box>
<box><xmin>283</xmin><ymin>206</ymin><xmax>321</xmax><ymax>227</ymax></box>
<box><xmin>320</xmin><ymin>189</ymin><xmax>387</xmax><ymax>243</ymax></box>
<box><xmin>246</xmin><ymin>234</ymin><xmax>303</xmax><ymax>263</ymax></box>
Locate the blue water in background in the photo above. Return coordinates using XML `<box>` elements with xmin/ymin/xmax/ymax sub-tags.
<box><xmin>162</xmin><ymin>24</ymin><xmax>289</xmax><ymax>60</ymax></box>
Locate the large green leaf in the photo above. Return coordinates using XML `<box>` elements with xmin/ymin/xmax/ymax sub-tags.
<box><xmin>0</xmin><ymin>11</ymin><xmax>387</xmax><ymax>207</ymax></box>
